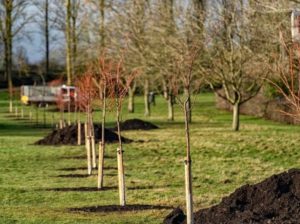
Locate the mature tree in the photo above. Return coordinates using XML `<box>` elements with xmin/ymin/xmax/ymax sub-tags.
<box><xmin>206</xmin><ymin>0</ymin><xmax>270</xmax><ymax>131</ymax></box>
<box><xmin>114</xmin><ymin>0</ymin><xmax>151</xmax><ymax>115</ymax></box>
<box><xmin>0</xmin><ymin>0</ymin><xmax>31</xmax><ymax>112</ymax></box>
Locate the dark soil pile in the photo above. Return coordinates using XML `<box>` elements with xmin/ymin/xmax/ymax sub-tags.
<box><xmin>165</xmin><ymin>169</ymin><xmax>300</xmax><ymax>224</ymax></box>
<box><xmin>35</xmin><ymin>124</ymin><xmax>132</xmax><ymax>145</ymax></box>
<box><xmin>164</xmin><ymin>207</ymin><xmax>186</xmax><ymax>224</ymax></box>
<box><xmin>112</xmin><ymin>118</ymin><xmax>158</xmax><ymax>131</ymax></box>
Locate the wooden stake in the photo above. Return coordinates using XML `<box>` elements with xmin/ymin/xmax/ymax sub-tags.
<box><xmin>59</xmin><ymin>119</ymin><xmax>63</xmax><ymax>129</ymax></box>
<box><xmin>15</xmin><ymin>106</ymin><xmax>18</xmax><ymax>117</ymax></box>
<box><xmin>84</xmin><ymin>122</ymin><xmax>92</xmax><ymax>175</ymax></box>
<box><xmin>86</xmin><ymin>136</ymin><xmax>92</xmax><ymax>175</ymax></box>
<box><xmin>21</xmin><ymin>108</ymin><xmax>24</xmax><ymax>118</ymax></box>
<box><xmin>77</xmin><ymin>121</ymin><xmax>81</xmax><ymax>145</ymax></box>
<box><xmin>117</xmin><ymin>147</ymin><xmax>126</xmax><ymax>206</ymax></box>
<box><xmin>29</xmin><ymin>110</ymin><xmax>32</xmax><ymax>121</ymax></box>
<box><xmin>185</xmin><ymin>158</ymin><xmax>194</xmax><ymax>224</ymax></box>
<box><xmin>97</xmin><ymin>142</ymin><xmax>104</xmax><ymax>189</ymax></box>
<box><xmin>91</xmin><ymin>135</ymin><xmax>97</xmax><ymax>168</ymax></box>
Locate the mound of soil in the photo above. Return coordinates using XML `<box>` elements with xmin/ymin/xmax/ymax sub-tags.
<box><xmin>113</xmin><ymin>119</ymin><xmax>158</xmax><ymax>131</ymax></box>
<box><xmin>35</xmin><ymin>124</ymin><xmax>132</xmax><ymax>145</ymax></box>
<box><xmin>165</xmin><ymin>169</ymin><xmax>300</xmax><ymax>224</ymax></box>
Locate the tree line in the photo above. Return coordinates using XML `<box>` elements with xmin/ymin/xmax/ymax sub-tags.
<box><xmin>0</xmin><ymin>0</ymin><xmax>299</xmax><ymax>131</ymax></box>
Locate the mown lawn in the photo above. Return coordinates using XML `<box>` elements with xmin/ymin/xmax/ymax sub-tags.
<box><xmin>1</xmin><ymin>91</ymin><xmax>300</xmax><ymax>223</ymax></box>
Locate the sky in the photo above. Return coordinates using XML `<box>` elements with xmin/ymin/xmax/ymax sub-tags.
<box><xmin>14</xmin><ymin>3</ymin><xmax>64</xmax><ymax>65</ymax></box>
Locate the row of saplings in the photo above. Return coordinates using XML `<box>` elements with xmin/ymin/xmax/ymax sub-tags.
<box><xmin>49</xmin><ymin>54</ymin><xmax>198</xmax><ymax>223</ymax></box>
<box><xmin>11</xmin><ymin>54</ymin><xmax>300</xmax><ymax>224</ymax></box>
<box><xmin>62</xmin><ymin>56</ymin><xmax>137</xmax><ymax>206</ymax></box>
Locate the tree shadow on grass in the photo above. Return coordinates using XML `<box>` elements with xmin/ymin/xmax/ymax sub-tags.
<box><xmin>57</xmin><ymin>166</ymin><xmax>117</xmax><ymax>171</ymax></box>
<box><xmin>54</xmin><ymin>173</ymin><xmax>130</xmax><ymax>178</ymax></box>
<box><xmin>44</xmin><ymin>185</ymin><xmax>169</xmax><ymax>192</ymax></box>
<box><xmin>44</xmin><ymin>186</ymin><xmax>117</xmax><ymax>192</ymax></box>
<box><xmin>127</xmin><ymin>185</ymin><xmax>171</xmax><ymax>190</ymax></box>
<box><xmin>69</xmin><ymin>204</ymin><xmax>173</xmax><ymax>213</ymax></box>
<box><xmin>54</xmin><ymin>174</ymin><xmax>97</xmax><ymax>178</ymax></box>
<box><xmin>60</xmin><ymin>155</ymin><xmax>114</xmax><ymax>160</ymax></box>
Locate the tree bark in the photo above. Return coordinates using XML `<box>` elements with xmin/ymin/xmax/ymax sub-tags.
<box><xmin>184</xmin><ymin>87</ymin><xmax>192</xmax><ymax>123</ymax></box>
<box><xmin>71</xmin><ymin>0</ymin><xmax>77</xmax><ymax>79</ymax></box>
<box><xmin>232</xmin><ymin>102</ymin><xmax>240</xmax><ymax>131</ymax></box>
<box><xmin>128</xmin><ymin>86</ymin><xmax>135</xmax><ymax>113</ymax></box>
<box><xmin>167</xmin><ymin>94</ymin><xmax>174</xmax><ymax>121</ymax></box>
<box><xmin>4</xmin><ymin>1</ymin><xmax>13</xmax><ymax>113</ymax></box>
<box><xmin>45</xmin><ymin>0</ymin><xmax>49</xmax><ymax>77</ymax></box>
<box><xmin>162</xmin><ymin>79</ymin><xmax>168</xmax><ymax>99</ymax></box>
<box><xmin>66</xmin><ymin>0</ymin><xmax>72</xmax><ymax>85</ymax></box>
<box><xmin>144</xmin><ymin>79</ymin><xmax>150</xmax><ymax>116</ymax></box>
<box><xmin>99</xmin><ymin>0</ymin><xmax>105</xmax><ymax>49</ymax></box>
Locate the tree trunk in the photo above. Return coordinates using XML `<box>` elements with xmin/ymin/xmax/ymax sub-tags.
<box><xmin>168</xmin><ymin>94</ymin><xmax>174</xmax><ymax>121</ymax></box>
<box><xmin>5</xmin><ymin>1</ymin><xmax>13</xmax><ymax>113</ymax></box>
<box><xmin>232</xmin><ymin>102</ymin><xmax>240</xmax><ymax>131</ymax></box>
<box><xmin>184</xmin><ymin>87</ymin><xmax>192</xmax><ymax>123</ymax></box>
<box><xmin>184</xmin><ymin>99</ymin><xmax>194</xmax><ymax>224</ymax></box>
<box><xmin>71</xmin><ymin>1</ymin><xmax>77</xmax><ymax>79</ymax></box>
<box><xmin>99</xmin><ymin>0</ymin><xmax>105</xmax><ymax>49</ymax></box>
<box><xmin>162</xmin><ymin>79</ymin><xmax>168</xmax><ymax>99</ymax></box>
<box><xmin>66</xmin><ymin>0</ymin><xmax>72</xmax><ymax>85</ymax></box>
<box><xmin>68</xmin><ymin>100</ymin><xmax>71</xmax><ymax>126</ymax></box>
<box><xmin>59</xmin><ymin>110</ymin><xmax>64</xmax><ymax>129</ymax></box>
<box><xmin>45</xmin><ymin>0</ymin><xmax>49</xmax><ymax>77</ymax></box>
<box><xmin>128</xmin><ymin>86</ymin><xmax>135</xmax><ymax>113</ymax></box>
<box><xmin>98</xmin><ymin>89</ymin><xmax>106</xmax><ymax>189</ymax></box>
<box><xmin>144</xmin><ymin>79</ymin><xmax>150</xmax><ymax>116</ymax></box>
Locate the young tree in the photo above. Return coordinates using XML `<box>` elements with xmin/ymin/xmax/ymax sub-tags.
<box><xmin>108</xmin><ymin>55</ymin><xmax>137</xmax><ymax>206</ymax></box>
<box><xmin>173</xmin><ymin>44</ymin><xmax>200</xmax><ymax>224</ymax></box>
<box><xmin>92</xmin><ymin>54</ymin><xmax>113</xmax><ymax>189</ymax></box>
<box><xmin>75</xmin><ymin>73</ymin><xmax>97</xmax><ymax>175</ymax></box>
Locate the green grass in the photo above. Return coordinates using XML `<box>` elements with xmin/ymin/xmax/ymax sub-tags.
<box><xmin>1</xmin><ymin>92</ymin><xmax>300</xmax><ymax>223</ymax></box>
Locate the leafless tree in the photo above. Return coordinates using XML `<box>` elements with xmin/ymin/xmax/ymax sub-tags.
<box><xmin>206</xmin><ymin>0</ymin><xmax>270</xmax><ymax>131</ymax></box>
<box><xmin>0</xmin><ymin>0</ymin><xmax>32</xmax><ymax>112</ymax></box>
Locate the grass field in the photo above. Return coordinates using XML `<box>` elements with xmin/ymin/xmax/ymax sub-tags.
<box><xmin>1</xmin><ymin>91</ymin><xmax>300</xmax><ymax>223</ymax></box>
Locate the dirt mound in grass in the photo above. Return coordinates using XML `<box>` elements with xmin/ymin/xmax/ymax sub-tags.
<box><xmin>165</xmin><ymin>169</ymin><xmax>300</xmax><ymax>224</ymax></box>
<box><xmin>35</xmin><ymin>124</ymin><xmax>132</xmax><ymax>145</ymax></box>
<box><xmin>113</xmin><ymin>119</ymin><xmax>159</xmax><ymax>131</ymax></box>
